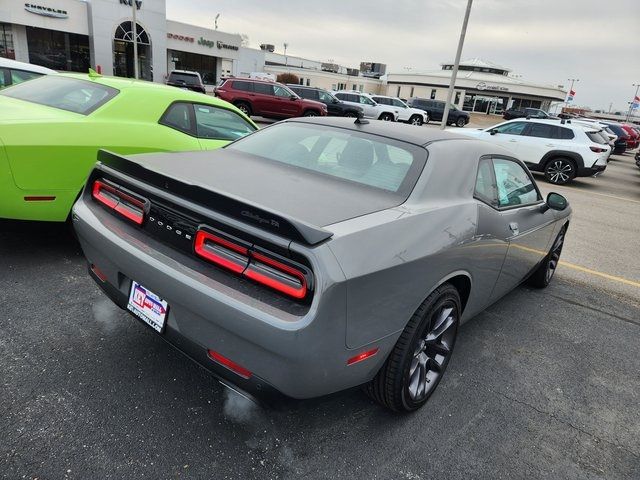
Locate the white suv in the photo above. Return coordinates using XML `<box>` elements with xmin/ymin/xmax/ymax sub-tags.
<box><xmin>455</xmin><ymin>118</ymin><xmax>610</xmax><ymax>184</ymax></box>
<box><xmin>371</xmin><ymin>95</ymin><xmax>428</xmax><ymax>126</ymax></box>
<box><xmin>333</xmin><ymin>91</ymin><xmax>399</xmax><ymax>121</ymax></box>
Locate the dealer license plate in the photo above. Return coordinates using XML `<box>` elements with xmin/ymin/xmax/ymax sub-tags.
<box><xmin>127</xmin><ymin>281</ymin><xmax>169</xmax><ymax>333</ymax></box>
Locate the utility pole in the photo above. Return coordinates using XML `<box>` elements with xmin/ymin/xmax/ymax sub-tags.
<box><xmin>440</xmin><ymin>0</ymin><xmax>473</xmax><ymax>130</ymax></box>
<box><xmin>565</xmin><ymin>78</ymin><xmax>578</xmax><ymax>111</ymax></box>
<box><xmin>608</xmin><ymin>102</ymin><xmax>613</xmax><ymax>114</ymax></box>
<box><xmin>131</xmin><ymin>0</ymin><xmax>139</xmax><ymax>79</ymax></box>
<box><xmin>625</xmin><ymin>83</ymin><xmax>639</xmax><ymax>121</ymax></box>
<box><xmin>284</xmin><ymin>42</ymin><xmax>288</xmax><ymax>67</ymax></box>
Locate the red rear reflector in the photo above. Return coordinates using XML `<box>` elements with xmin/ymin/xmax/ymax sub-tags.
<box><xmin>90</xmin><ymin>263</ymin><xmax>107</xmax><ymax>282</ymax></box>
<box><xmin>92</xmin><ymin>180</ymin><xmax>146</xmax><ymax>225</ymax></box>
<box><xmin>24</xmin><ymin>196</ymin><xmax>56</xmax><ymax>201</ymax></box>
<box><xmin>207</xmin><ymin>350</ymin><xmax>252</xmax><ymax>379</ymax></box>
<box><xmin>347</xmin><ymin>348</ymin><xmax>379</xmax><ymax>366</ymax></box>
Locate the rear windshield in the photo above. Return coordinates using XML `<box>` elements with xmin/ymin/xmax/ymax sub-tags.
<box><xmin>586</xmin><ymin>131</ymin><xmax>607</xmax><ymax>144</ymax></box>
<box><xmin>0</xmin><ymin>75</ymin><xmax>118</xmax><ymax>114</ymax></box>
<box><xmin>226</xmin><ymin>122</ymin><xmax>427</xmax><ymax>194</ymax></box>
<box><xmin>169</xmin><ymin>72</ymin><xmax>200</xmax><ymax>85</ymax></box>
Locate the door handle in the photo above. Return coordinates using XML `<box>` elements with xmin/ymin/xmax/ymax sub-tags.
<box><xmin>508</xmin><ymin>139</ymin><xmax>518</xmax><ymax>142</ymax></box>
<box><xmin>545</xmin><ymin>144</ymin><xmax>555</xmax><ymax>147</ymax></box>
<box><xmin>509</xmin><ymin>222</ymin><xmax>519</xmax><ymax>235</ymax></box>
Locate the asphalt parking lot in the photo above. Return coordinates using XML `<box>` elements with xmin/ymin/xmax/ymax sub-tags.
<box><xmin>1</xmin><ymin>143</ymin><xmax>639</xmax><ymax>479</ymax></box>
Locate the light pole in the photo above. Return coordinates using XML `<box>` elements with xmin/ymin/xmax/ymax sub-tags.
<box><xmin>625</xmin><ymin>83</ymin><xmax>639</xmax><ymax>121</ymax></box>
<box><xmin>131</xmin><ymin>0</ymin><xmax>139</xmax><ymax>79</ymax></box>
<box><xmin>565</xmin><ymin>78</ymin><xmax>579</xmax><ymax>111</ymax></box>
<box><xmin>440</xmin><ymin>0</ymin><xmax>473</xmax><ymax>130</ymax></box>
<box><xmin>214</xmin><ymin>13</ymin><xmax>220</xmax><ymax>30</ymax></box>
<box><xmin>284</xmin><ymin>42</ymin><xmax>288</xmax><ymax>67</ymax></box>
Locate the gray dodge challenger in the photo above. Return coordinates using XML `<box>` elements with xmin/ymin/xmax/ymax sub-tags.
<box><xmin>72</xmin><ymin>117</ymin><xmax>571</xmax><ymax>412</ymax></box>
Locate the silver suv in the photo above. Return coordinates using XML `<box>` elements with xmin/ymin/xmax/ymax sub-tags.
<box><xmin>333</xmin><ymin>90</ymin><xmax>398</xmax><ymax>121</ymax></box>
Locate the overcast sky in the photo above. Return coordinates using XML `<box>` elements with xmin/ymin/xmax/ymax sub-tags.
<box><xmin>167</xmin><ymin>0</ymin><xmax>640</xmax><ymax>111</ymax></box>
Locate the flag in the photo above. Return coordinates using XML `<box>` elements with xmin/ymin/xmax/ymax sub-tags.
<box><xmin>567</xmin><ymin>89</ymin><xmax>576</xmax><ymax>102</ymax></box>
<box><xmin>632</xmin><ymin>95</ymin><xmax>640</xmax><ymax>110</ymax></box>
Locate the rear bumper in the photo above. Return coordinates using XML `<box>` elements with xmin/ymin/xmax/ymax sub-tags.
<box><xmin>577</xmin><ymin>164</ymin><xmax>607</xmax><ymax>176</ymax></box>
<box><xmin>72</xmin><ymin>197</ymin><xmax>395</xmax><ymax>401</ymax></box>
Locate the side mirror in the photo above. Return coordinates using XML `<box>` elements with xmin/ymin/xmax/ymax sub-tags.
<box><xmin>545</xmin><ymin>192</ymin><xmax>568</xmax><ymax>211</ymax></box>
<box><xmin>489</xmin><ymin>129</ymin><xmax>498</xmax><ymax>135</ymax></box>
<box><xmin>332</xmin><ymin>99</ymin><xmax>339</xmax><ymax>104</ymax></box>
<box><xmin>290</xmin><ymin>95</ymin><xmax>298</xmax><ymax>100</ymax></box>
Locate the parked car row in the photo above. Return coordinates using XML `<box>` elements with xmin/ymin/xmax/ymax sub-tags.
<box><xmin>0</xmin><ymin>57</ymin><xmax>54</xmax><ymax>89</ymax></box>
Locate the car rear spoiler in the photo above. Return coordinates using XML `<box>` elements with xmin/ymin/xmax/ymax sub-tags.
<box><xmin>95</xmin><ymin>150</ymin><xmax>334</xmax><ymax>246</ymax></box>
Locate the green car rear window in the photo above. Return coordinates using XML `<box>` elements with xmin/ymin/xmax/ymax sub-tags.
<box><xmin>0</xmin><ymin>76</ymin><xmax>118</xmax><ymax>115</ymax></box>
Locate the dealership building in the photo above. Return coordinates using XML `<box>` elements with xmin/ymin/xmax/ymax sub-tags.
<box><xmin>0</xmin><ymin>2</ymin><xmax>566</xmax><ymax>110</ymax></box>
<box><xmin>386</xmin><ymin>59</ymin><xmax>566</xmax><ymax>113</ymax></box>
<box><xmin>0</xmin><ymin>0</ymin><xmax>241</xmax><ymax>85</ymax></box>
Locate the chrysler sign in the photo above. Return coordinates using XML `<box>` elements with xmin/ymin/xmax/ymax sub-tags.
<box><xmin>476</xmin><ymin>82</ymin><xmax>509</xmax><ymax>92</ymax></box>
<box><xmin>24</xmin><ymin>3</ymin><xmax>68</xmax><ymax>18</ymax></box>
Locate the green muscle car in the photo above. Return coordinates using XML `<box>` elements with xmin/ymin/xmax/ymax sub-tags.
<box><xmin>0</xmin><ymin>71</ymin><xmax>257</xmax><ymax>221</ymax></box>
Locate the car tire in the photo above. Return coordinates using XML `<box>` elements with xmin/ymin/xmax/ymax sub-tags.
<box><xmin>234</xmin><ymin>101</ymin><xmax>252</xmax><ymax>116</ymax></box>
<box><xmin>544</xmin><ymin>158</ymin><xmax>576</xmax><ymax>185</ymax></box>
<box><xmin>409</xmin><ymin>115</ymin><xmax>423</xmax><ymax>126</ymax></box>
<box><xmin>378</xmin><ymin>113</ymin><xmax>394</xmax><ymax>122</ymax></box>
<box><xmin>528</xmin><ymin>226</ymin><xmax>567</xmax><ymax>288</ymax></box>
<box><xmin>424</xmin><ymin>112</ymin><xmax>430</xmax><ymax>124</ymax></box>
<box><xmin>303</xmin><ymin>110</ymin><xmax>318</xmax><ymax>117</ymax></box>
<box><xmin>344</xmin><ymin>112</ymin><xmax>358</xmax><ymax>118</ymax></box>
<box><xmin>456</xmin><ymin>117</ymin><xmax>466</xmax><ymax>128</ymax></box>
<box><xmin>365</xmin><ymin>283</ymin><xmax>460</xmax><ymax>412</ymax></box>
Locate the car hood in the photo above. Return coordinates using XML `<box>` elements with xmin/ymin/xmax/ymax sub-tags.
<box><xmin>0</xmin><ymin>97</ymin><xmax>78</xmax><ymax>123</ymax></box>
<box><xmin>127</xmin><ymin>149</ymin><xmax>409</xmax><ymax>228</ymax></box>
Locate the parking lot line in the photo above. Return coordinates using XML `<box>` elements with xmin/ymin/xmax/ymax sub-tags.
<box><xmin>551</xmin><ymin>187</ymin><xmax>640</xmax><ymax>205</ymax></box>
<box><xmin>559</xmin><ymin>260</ymin><xmax>640</xmax><ymax>288</ymax></box>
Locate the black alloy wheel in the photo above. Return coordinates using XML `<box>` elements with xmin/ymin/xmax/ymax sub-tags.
<box><xmin>303</xmin><ymin>110</ymin><xmax>318</xmax><ymax>117</ymax></box>
<box><xmin>528</xmin><ymin>226</ymin><xmax>566</xmax><ymax>288</ymax></box>
<box><xmin>379</xmin><ymin>113</ymin><xmax>394</xmax><ymax>122</ymax></box>
<box><xmin>409</xmin><ymin>115</ymin><xmax>423</xmax><ymax>126</ymax></box>
<box><xmin>544</xmin><ymin>158</ymin><xmax>576</xmax><ymax>185</ymax></box>
<box><xmin>456</xmin><ymin>117</ymin><xmax>466</xmax><ymax>127</ymax></box>
<box><xmin>365</xmin><ymin>283</ymin><xmax>460</xmax><ymax>412</ymax></box>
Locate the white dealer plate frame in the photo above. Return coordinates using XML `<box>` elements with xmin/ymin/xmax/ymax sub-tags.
<box><xmin>127</xmin><ymin>281</ymin><xmax>169</xmax><ymax>333</ymax></box>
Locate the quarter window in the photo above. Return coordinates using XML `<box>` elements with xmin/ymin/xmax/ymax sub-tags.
<box><xmin>474</xmin><ymin>158</ymin><xmax>498</xmax><ymax>206</ymax></box>
<box><xmin>493</xmin><ymin>158</ymin><xmax>540</xmax><ymax>208</ymax></box>
<box><xmin>160</xmin><ymin>102</ymin><xmax>193</xmax><ymax>134</ymax></box>
<box><xmin>254</xmin><ymin>83</ymin><xmax>273</xmax><ymax>95</ymax></box>
<box><xmin>232</xmin><ymin>80</ymin><xmax>253</xmax><ymax>92</ymax></box>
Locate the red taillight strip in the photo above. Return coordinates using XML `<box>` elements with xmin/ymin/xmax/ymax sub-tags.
<box><xmin>193</xmin><ymin>228</ymin><xmax>310</xmax><ymax>300</ymax></box>
<box><xmin>207</xmin><ymin>350</ymin><xmax>252</xmax><ymax>379</ymax></box>
<box><xmin>194</xmin><ymin>230</ymin><xmax>249</xmax><ymax>274</ymax></box>
<box><xmin>244</xmin><ymin>252</ymin><xmax>307</xmax><ymax>299</ymax></box>
<box><xmin>92</xmin><ymin>179</ymin><xmax>146</xmax><ymax>225</ymax></box>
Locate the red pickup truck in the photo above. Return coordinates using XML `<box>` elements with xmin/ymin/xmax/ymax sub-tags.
<box><xmin>215</xmin><ymin>78</ymin><xmax>327</xmax><ymax>119</ymax></box>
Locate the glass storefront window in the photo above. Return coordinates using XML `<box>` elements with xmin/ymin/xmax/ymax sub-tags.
<box><xmin>26</xmin><ymin>27</ymin><xmax>90</xmax><ymax>72</ymax></box>
<box><xmin>462</xmin><ymin>94</ymin><xmax>508</xmax><ymax>114</ymax></box>
<box><xmin>169</xmin><ymin>50</ymin><xmax>216</xmax><ymax>85</ymax></box>
<box><xmin>0</xmin><ymin>23</ymin><xmax>15</xmax><ymax>59</ymax></box>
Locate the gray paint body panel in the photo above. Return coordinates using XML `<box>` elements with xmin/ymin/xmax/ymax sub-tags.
<box><xmin>73</xmin><ymin>118</ymin><xmax>571</xmax><ymax>399</ymax></box>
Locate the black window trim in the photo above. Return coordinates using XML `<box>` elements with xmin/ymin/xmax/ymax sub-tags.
<box><xmin>474</xmin><ymin>155</ymin><xmax>544</xmax><ymax>211</ymax></box>
<box><xmin>159</xmin><ymin>100</ymin><xmax>257</xmax><ymax>140</ymax></box>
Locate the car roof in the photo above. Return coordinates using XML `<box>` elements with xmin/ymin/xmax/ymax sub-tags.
<box><xmin>228</xmin><ymin>77</ymin><xmax>278</xmax><ymax>85</ymax></box>
<box><xmin>169</xmin><ymin>70</ymin><xmax>200</xmax><ymax>75</ymax></box>
<box><xmin>503</xmin><ymin>117</ymin><xmax>596</xmax><ymax>131</ymax></box>
<box><xmin>0</xmin><ymin>58</ymin><xmax>55</xmax><ymax>74</ymax></box>
<box><xmin>280</xmin><ymin>116</ymin><xmax>468</xmax><ymax>147</ymax></box>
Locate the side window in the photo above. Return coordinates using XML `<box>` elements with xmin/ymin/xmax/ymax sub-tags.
<box><xmin>273</xmin><ymin>85</ymin><xmax>291</xmax><ymax>98</ymax></box>
<box><xmin>334</xmin><ymin>93</ymin><xmax>346</xmax><ymax>101</ymax></box>
<box><xmin>194</xmin><ymin>104</ymin><xmax>256</xmax><ymax>141</ymax></box>
<box><xmin>231</xmin><ymin>81</ymin><xmax>253</xmax><ymax>92</ymax></box>
<box><xmin>317</xmin><ymin>91</ymin><xmax>333</xmax><ymax>103</ymax></box>
<box><xmin>10</xmin><ymin>69</ymin><xmax>42</xmax><ymax>85</ymax></box>
<box><xmin>254</xmin><ymin>83</ymin><xmax>274</xmax><ymax>96</ymax></box>
<box><xmin>0</xmin><ymin>68</ymin><xmax>8</xmax><ymax>88</ymax></box>
<box><xmin>558</xmin><ymin>127</ymin><xmax>575</xmax><ymax>139</ymax></box>
<box><xmin>474</xmin><ymin>158</ymin><xmax>498</xmax><ymax>206</ymax></box>
<box><xmin>160</xmin><ymin>102</ymin><xmax>193</xmax><ymax>134</ymax></box>
<box><xmin>493</xmin><ymin>122</ymin><xmax>527</xmax><ymax>135</ymax></box>
<box><xmin>435</xmin><ymin>101</ymin><xmax>445</xmax><ymax>110</ymax></box>
<box><xmin>525</xmin><ymin>123</ymin><xmax>555</xmax><ymax>138</ymax></box>
<box><xmin>493</xmin><ymin>158</ymin><xmax>540</xmax><ymax>208</ymax></box>
<box><xmin>359</xmin><ymin>95</ymin><xmax>375</xmax><ymax>106</ymax></box>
